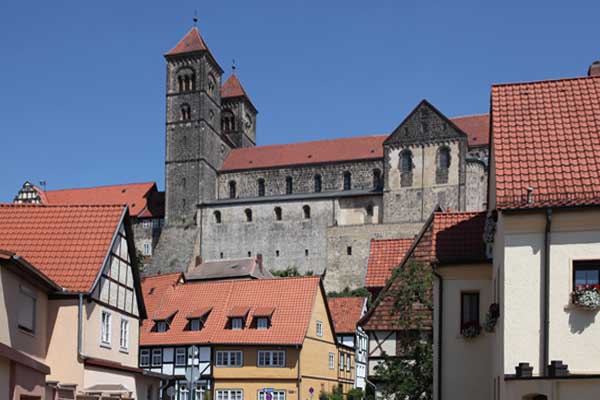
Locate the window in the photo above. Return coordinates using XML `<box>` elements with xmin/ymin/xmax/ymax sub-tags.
<box><xmin>216</xmin><ymin>390</ymin><xmax>243</xmax><ymax>400</ymax></box>
<box><xmin>436</xmin><ymin>146</ymin><xmax>451</xmax><ymax>184</ymax></box>
<box><xmin>256</xmin><ymin>317</ymin><xmax>269</xmax><ymax>330</ymax></box>
<box><xmin>328</xmin><ymin>352</ymin><xmax>335</xmax><ymax>369</ymax></box>
<box><xmin>275</xmin><ymin>250</ymin><xmax>280</xmax><ymax>257</ymax></box>
<box><xmin>346</xmin><ymin>354</ymin><xmax>351</xmax><ymax>371</ymax></box>
<box><xmin>314</xmin><ymin>174</ymin><xmax>322</xmax><ymax>193</ymax></box>
<box><xmin>373</xmin><ymin>169</ymin><xmax>382</xmax><ymax>190</ymax></box>
<box><xmin>214</xmin><ymin>210</ymin><xmax>222</xmax><ymax>224</ymax></box>
<box><xmin>181</xmin><ymin>103</ymin><xmax>192</xmax><ymax>121</ymax></box>
<box><xmin>143</xmin><ymin>243</ymin><xmax>151</xmax><ymax>256</ymax></box>
<box><xmin>177</xmin><ymin>69</ymin><xmax>196</xmax><ymax>92</ymax></box>
<box><xmin>400</xmin><ymin>150</ymin><xmax>413</xmax><ymax>172</ymax></box>
<box><xmin>339</xmin><ymin>353</ymin><xmax>345</xmax><ymax>370</ymax></box>
<box><xmin>120</xmin><ymin>318</ymin><xmax>129</xmax><ymax>351</ymax></box>
<box><xmin>142</xmin><ymin>219</ymin><xmax>152</xmax><ymax>228</ymax></box>
<box><xmin>274</xmin><ymin>207</ymin><xmax>282</xmax><ymax>221</ymax></box>
<box><xmin>140</xmin><ymin>349</ymin><xmax>150</xmax><ymax>367</ymax></box>
<box><xmin>316</xmin><ymin>320</ymin><xmax>323</xmax><ymax>337</ymax></box>
<box><xmin>151</xmin><ymin>348</ymin><xmax>162</xmax><ymax>366</ymax></box>
<box><xmin>574</xmin><ymin>261</ymin><xmax>600</xmax><ymax>289</ymax></box>
<box><xmin>258</xmin><ymin>350</ymin><xmax>285</xmax><ymax>367</ymax></box>
<box><xmin>18</xmin><ymin>285</ymin><xmax>36</xmax><ymax>334</ymax></box>
<box><xmin>343</xmin><ymin>171</ymin><xmax>352</xmax><ymax>191</ymax></box>
<box><xmin>190</xmin><ymin>318</ymin><xmax>202</xmax><ymax>331</ymax></box>
<box><xmin>231</xmin><ymin>318</ymin><xmax>243</xmax><ymax>330</ymax></box>
<box><xmin>244</xmin><ymin>209</ymin><xmax>252</xmax><ymax>222</ymax></box>
<box><xmin>101</xmin><ymin>311</ymin><xmax>111</xmax><ymax>346</ymax></box>
<box><xmin>258</xmin><ymin>179</ymin><xmax>265</xmax><ymax>197</ymax></box>
<box><xmin>229</xmin><ymin>181</ymin><xmax>237</xmax><ymax>199</ymax></box>
<box><xmin>461</xmin><ymin>292</ymin><xmax>480</xmax><ymax>330</ymax></box>
<box><xmin>156</xmin><ymin>321</ymin><xmax>168</xmax><ymax>333</ymax></box>
<box><xmin>247</xmin><ymin>251</ymin><xmax>252</xmax><ymax>257</ymax></box>
<box><xmin>305</xmin><ymin>249</ymin><xmax>309</xmax><ymax>257</ymax></box>
<box><xmin>285</xmin><ymin>176</ymin><xmax>293</xmax><ymax>195</ymax></box>
<box><xmin>259</xmin><ymin>391</ymin><xmax>285</xmax><ymax>400</ymax></box>
<box><xmin>216</xmin><ymin>351</ymin><xmax>243</xmax><ymax>367</ymax></box>
<box><xmin>222</xmin><ymin>110</ymin><xmax>235</xmax><ymax>132</ymax></box>
<box><xmin>347</xmin><ymin>246</ymin><xmax>352</xmax><ymax>256</ymax></box>
<box><xmin>208</xmin><ymin>74</ymin><xmax>216</xmax><ymax>95</ymax></box>
<box><xmin>303</xmin><ymin>205</ymin><xmax>311</xmax><ymax>219</ymax></box>
<box><xmin>176</xmin><ymin>348</ymin><xmax>186</xmax><ymax>366</ymax></box>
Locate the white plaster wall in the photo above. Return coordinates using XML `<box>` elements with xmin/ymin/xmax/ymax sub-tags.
<box><xmin>435</xmin><ymin>265</ymin><xmax>493</xmax><ymax>400</ymax></box>
<box><xmin>505</xmin><ymin>378</ymin><xmax>600</xmax><ymax>400</ymax></box>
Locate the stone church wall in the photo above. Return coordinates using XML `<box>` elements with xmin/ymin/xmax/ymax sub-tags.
<box><xmin>466</xmin><ymin>160</ymin><xmax>488</xmax><ymax>211</ymax></box>
<box><xmin>217</xmin><ymin>159</ymin><xmax>383</xmax><ymax>200</ymax></box>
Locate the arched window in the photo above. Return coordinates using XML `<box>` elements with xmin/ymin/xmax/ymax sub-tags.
<box><xmin>180</xmin><ymin>104</ymin><xmax>191</xmax><ymax>121</ymax></box>
<box><xmin>207</xmin><ymin>74</ymin><xmax>216</xmax><ymax>96</ymax></box>
<box><xmin>343</xmin><ymin>171</ymin><xmax>352</xmax><ymax>191</ymax></box>
<box><xmin>177</xmin><ymin>68</ymin><xmax>196</xmax><ymax>92</ymax></box>
<box><xmin>228</xmin><ymin>181</ymin><xmax>236</xmax><ymax>199</ymax></box>
<box><xmin>257</xmin><ymin>179</ymin><xmax>265</xmax><ymax>197</ymax></box>
<box><xmin>400</xmin><ymin>149</ymin><xmax>413</xmax><ymax>187</ymax></box>
<box><xmin>214</xmin><ymin>210</ymin><xmax>222</xmax><ymax>224</ymax></box>
<box><xmin>303</xmin><ymin>205</ymin><xmax>311</xmax><ymax>219</ymax></box>
<box><xmin>182</xmin><ymin>198</ymin><xmax>186</xmax><ymax>208</ymax></box>
<box><xmin>436</xmin><ymin>146</ymin><xmax>451</xmax><ymax>184</ymax></box>
<box><xmin>244</xmin><ymin>209</ymin><xmax>252</xmax><ymax>222</ymax></box>
<box><xmin>182</xmin><ymin>177</ymin><xmax>186</xmax><ymax>189</ymax></box>
<box><xmin>314</xmin><ymin>174</ymin><xmax>322</xmax><ymax>193</ymax></box>
<box><xmin>373</xmin><ymin>169</ymin><xmax>382</xmax><ymax>190</ymax></box>
<box><xmin>400</xmin><ymin>150</ymin><xmax>413</xmax><ymax>173</ymax></box>
<box><xmin>274</xmin><ymin>207</ymin><xmax>282</xmax><ymax>221</ymax></box>
<box><xmin>221</xmin><ymin>110</ymin><xmax>235</xmax><ymax>132</ymax></box>
<box><xmin>286</xmin><ymin>176</ymin><xmax>293</xmax><ymax>195</ymax></box>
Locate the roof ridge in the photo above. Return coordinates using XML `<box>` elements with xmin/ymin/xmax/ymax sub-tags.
<box><xmin>434</xmin><ymin>210</ymin><xmax>485</xmax><ymax>216</ymax></box>
<box><xmin>229</xmin><ymin>134</ymin><xmax>388</xmax><ymax>152</ymax></box>
<box><xmin>371</xmin><ymin>238</ymin><xmax>414</xmax><ymax>243</ymax></box>
<box><xmin>43</xmin><ymin>181</ymin><xmax>156</xmax><ymax>193</ymax></box>
<box><xmin>451</xmin><ymin>113</ymin><xmax>489</xmax><ymax>119</ymax></box>
<box><xmin>492</xmin><ymin>74</ymin><xmax>600</xmax><ymax>88</ymax></box>
<box><xmin>0</xmin><ymin>203</ymin><xmax>125</xmax><ymax>209</ymax></box>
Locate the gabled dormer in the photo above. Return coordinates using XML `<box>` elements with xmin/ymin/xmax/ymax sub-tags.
<box><xmin>185</xmin><ymin>306</ymin><xmax>212</xmax><ymax>331</ymax></box>
<box><xmin>227</xmin><ymin>306</ymin><xmax>250</xmax><ymax>330</ymax></box>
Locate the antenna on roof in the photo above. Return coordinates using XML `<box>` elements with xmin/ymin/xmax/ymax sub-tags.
<box><xmin>193</xmin><ymin>10</ymin><xmax>198</xmax><ymax>27</ymax></box>
<box><xmin>231</xmin><ymin>59</ymin><xmax>236</xmax><ymax>74</ymax></box>
<box><xmin>39</xmin><ymin>180</ymin><xmax>47</xmax><ymax>191</ymax></box>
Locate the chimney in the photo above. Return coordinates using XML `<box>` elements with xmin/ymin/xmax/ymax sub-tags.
<box><xmin>588</xmin><ymin>61</ymin><xmax>600</xmax><ymax>77</ymax></box>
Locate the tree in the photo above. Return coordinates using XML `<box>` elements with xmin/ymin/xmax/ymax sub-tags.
<box><xmin>373</xmin><ymin>260</ymin><xmax>434</xmax><ymax>400</ymax></box>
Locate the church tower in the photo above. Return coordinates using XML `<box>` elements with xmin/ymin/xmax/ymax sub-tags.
<box><xmin>164</xmin><ymin>25</ymin><xmax>230</xmax><ymax>225</ymax></box>
<box><xmin>221</xmin><ymin>74</ymin><xmax>258</xmax><ymax>148</ymax></box>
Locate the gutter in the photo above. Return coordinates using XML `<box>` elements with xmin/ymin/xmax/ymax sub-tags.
<box><xmin>433</xmin><ymin>271</ymin><xmax>443</xmax><ymax>400</ymax></box>
<box><xmin>542</xmin><ymin>208</ymin><xmax>552</xmax><ymax>375</ymax></box>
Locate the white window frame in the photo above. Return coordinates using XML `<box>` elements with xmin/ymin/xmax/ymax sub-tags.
<box><xmin>18</xmin><ymin>285</ymin><xmax>36</xmax><ymax>334</ymax></box>
<box><xmin>175</xmin><ymin>348</ymin><xmax>187</xmax><ymax>366</ymax></box>
<box><xmin>101</xmin><ymin>310</ymin><xmax>112</xmax><ymax>346</ymax></box>
<box><xmin>216</xmin><ymin>390</ymin><xmax>243</xmax><ymax>400</ymax></box>
<box><xmin>156</xmin><ymin>320</ymin><xmax>167</xmax><ymax>332</ymax></box>
<box><xmin>143</xmin><ymin>243</ymin><xmax>152</xmax><ymax>256</ymax></box>
<box><xmin>216</xmin><ymin>351</ymin><xmax>243</xmax><ymax>367</ymax></box>
<box><xmin>140</xmin><ymin>349</ymin><xmax>150</xmax><ymax>367</ymax></box>
<box><xmin>256</xmin><ymin>317</ymin><xmax>268</xmax><ymax>330</ymax></box>
<box><xmin>257</xmin><ymin>350</ymin><xmax>285</xmax><ymax>367</ymax></box>
<box><xmin>190</xmin><ymin>318</ymin><xmax>202</xmax><ymax>331</ymax></box>
<box><xmin>231</xmin><ymin>318</ymin><xmax>243</xmax><ymax>330</ymax></box>
<box><xmin>151</xmin><ymin>348</ymin><xmax>162</xmax><ymax>366</ymax></box>
<box><xmin>328</xmin><ymin>352</ymin><xmax>334</xmax><ymax>369</ymax></box>
<box><xmin>346</xmin><ymin>353</ymin><xmax>351</xmax><ymax>372</ymax></box>
<box><xmin>259</xmin><ymin>391</ymin><xmax>286</xmax><ymax>400</ymax></box>
<box><xmin>119</xmin><ymin>318</ymin><xmax>129</xmax><ymax>351</ymax></box>
<box><xmin>339</xmin><ymin>352</ymin><xmax>345</xmax><ymax>371</ymax></box>
<box><xmin>316</xmin><ymin>320</ymin><xmax>323</xmax><ymax>337</ymax></box>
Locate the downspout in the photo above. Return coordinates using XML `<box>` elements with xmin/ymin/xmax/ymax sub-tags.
<box><xmin>542</xmin><ymin>208</ymin><xmax>552</xmax><ymax>376</ymax></box>
<box><xmin>78</xmin><ymin>293</ymin><xmax>86</xmax><ymax>360</ymax></box>
<box><xmin>296</xmin><ymin>345</ymin><xmax>301</xmax><ymax>400</ymax></box>
<box><xmin>433</xmin><ymin>272</ymin><xmax>443</xmax><ymax>400</ymax></box>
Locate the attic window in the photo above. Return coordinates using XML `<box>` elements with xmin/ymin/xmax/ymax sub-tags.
<box><xmin>253</xmin><ymin>307</ymin><xmax>275</xmax><ymax>330</ymax></box>
<box><xmin>121</xmin><ymin>189</ymin><xmax>127</xmax><ymax>193</ymax></box>
<box><xmin>186</xmin><ymin>307</ymin><xmax>212</xmax><ymax>331</ymax></box>
<box><xmin>148</xmin><ymin>287</ymin><xmax>155</xmax><ymax>295</ymax></box>
<box><xmin>156</xmin><ymin>321</ymin><xmax>168</xmax><ymax>333</ymax></box>
<box><xmin>228</xmin><ymin>307</ymin><xmax>250</xmax><ymax>329</ymax></box>
<box><xmin>152</xmin><ymin>311</ymin><xmax>177</xmax><ymax>332</ymax></box>
<box><xmin>256</xmin><ymin>317</ymin><xmax>269</xmax><ymax>330</ymax></box>
<box><xmin>231</xmin><ymin>318</ymin><xmax>243</xmax><ymax>330</ymax></box>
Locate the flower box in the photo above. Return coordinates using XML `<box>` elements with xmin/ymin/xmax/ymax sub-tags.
<box><xmin>460</xmin><ymin>322</ymin><xmax>481</xmax><ymax>338</ymax></box>
<box><xmin>571</xmin><ymin>285</ymin><xmax>600</xmax><ymax>310</ymax></box>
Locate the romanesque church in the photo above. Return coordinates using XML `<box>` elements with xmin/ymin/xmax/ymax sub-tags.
<box><xmin>14</xmin><ymin>25</ymin><xmax>490</xmax><ymax>291</ymax></box>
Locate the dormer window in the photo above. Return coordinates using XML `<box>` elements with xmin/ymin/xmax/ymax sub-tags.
<box><xmin>228</xmin><ymin>306</ymin><xmax>249</xmax><ymax>330</ymax></box>
<box><xmin>186</xmin><ymin>307</ymin><xmax>212</xmax><ymax>331</ymax></box>
<box><xmin>231</xmin><ymin>318</ymin><xmax>243</xmax><ymax>330</ymax></box>
<box><xmin>152</xmin><ymin>310</ymin><xmax>177</xmax><ymax>333</ymax></box>
<box><xmin>157</xmin><ymin>321</ymin><xmax>168</xmax><ymax>333</ymax></box>
<box><xmin>256</xmin><ymin>317</ymin><xmax>268</xmax><ymax>330</ymax></box>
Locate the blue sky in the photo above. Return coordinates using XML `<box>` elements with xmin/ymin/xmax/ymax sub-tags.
<box><xmin>1</xmin><ymin>0</ymin><xmax>598</xmax><ymax>201</ymax></box>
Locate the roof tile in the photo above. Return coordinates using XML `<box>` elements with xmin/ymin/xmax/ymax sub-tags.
<box><xmin>328</xmin><ymin>297</ymin><xmax>366</xmax><ymax>334</ymax></box>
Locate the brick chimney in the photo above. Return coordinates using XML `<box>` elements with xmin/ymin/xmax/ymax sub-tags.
<box><xmin>588</xmin><ymin>61</ymin><xmax>600</xmax><ymax>77</ymax></box>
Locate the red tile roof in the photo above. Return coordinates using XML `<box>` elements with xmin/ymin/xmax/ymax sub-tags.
<box><xmin>0</xmin><ymin>204</ymin><xmax>125</xmax><ymax>292</ymax></box>
<box><xmin>360</xmin><ymin>211</ymin><xmax>487</xmax><ymax>331</ymax></box>
<box><xmin>452</xmin><ymin>114</ymin><xmax>489</xmax><ymax>147</ymax></box>
<box><xmin>492</xmin><ymin>76</ymin><xmax>600</xmax><ymax>209</ymax></box>
<box><xmin>141</xmin><ymin>272</ymin><xmax>183</xmax><ymax>314</ymax></box>
<box><xmin>186</xmin><ymin>307</ymin><xmax>213</xmax><ymax>320</ymax></box>
<box><xmin>327</xmin><ymin>297</ymin><xmax>366</xmax><ymax>334</ymax></box>
<box><xmin>220</xmin><ymin>115</ymin><xmax>489</xmax><ymax>172</ymax></box>
<box><xmin>140</xmin><ymin>276</ymin><xmax>321</xmax><ymax>346</ymax></box>
<box><xmin>222</xmin><ymin>74</ymin><xmax>249</xmax><ymax>99</ymax></box>
<box><xmin>33</xmin><ymin>182</ymin><xmax>158</xmax><ymax>217</ymax></box>
<box><xmin>365</xmin><ymin>239</ymin><xmax>414</xmax><ymax>289</ymax></box>
<box><xmin>166</xmin><ymin>27</ymin><xmax>210</xmax><ymax>55</ymax></box>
